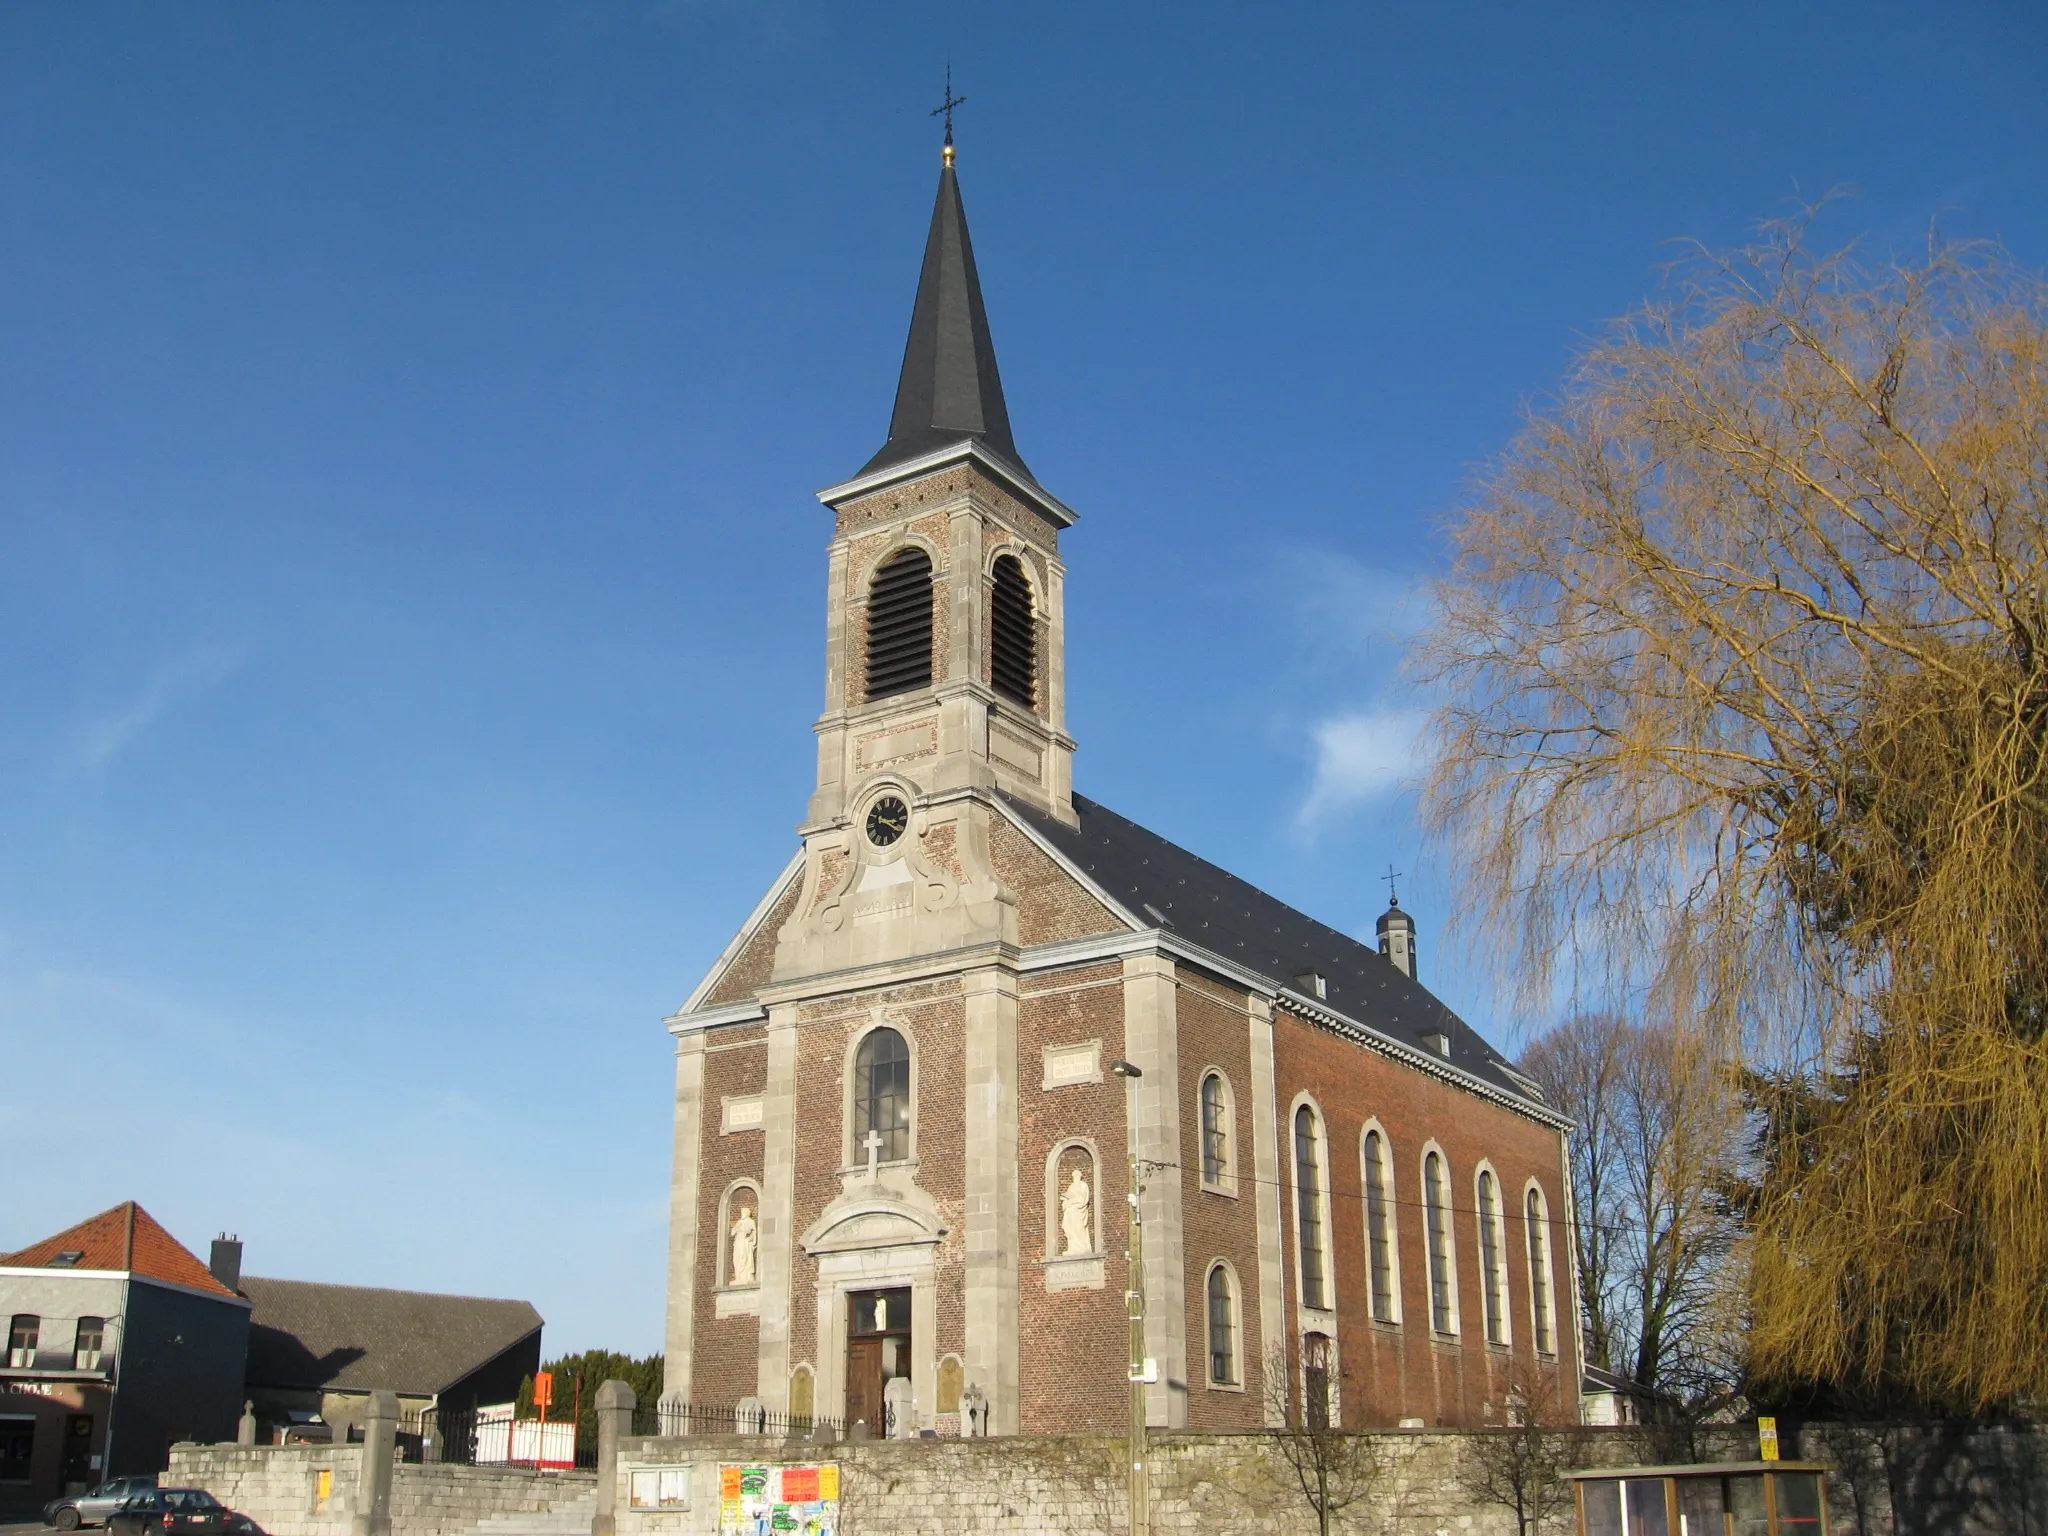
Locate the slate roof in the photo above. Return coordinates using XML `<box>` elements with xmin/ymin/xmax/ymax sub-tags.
<box><xmin>240</xmin><ymin>1277</ymin><xmax>542</xmax><ymax>1398</ymax></box>
<box><xmin>1003</xmin><ymin>793</ymin><xmax>1547</xmax><ymax>1110</ymax></box>
<box><xmin>861</xmin><ymin>159</ymin><xmax>1034</xmax><ymax>483</ymax></box>
<box><xmin>2</xmin><ymin>1201</ymin><xmax>241</xmax><ymax>1298</ymax></box>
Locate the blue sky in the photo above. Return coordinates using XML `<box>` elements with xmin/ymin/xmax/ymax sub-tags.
<box><xmin>2</xmin><ymin>1</ymin><xmax>2042</xmax><ymax>1355</ymax></box>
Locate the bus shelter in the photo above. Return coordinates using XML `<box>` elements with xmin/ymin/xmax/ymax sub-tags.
<box><xmin>1564</xmin><ymin>1461</ymin><xmax>1831</xmax><ymax>1536</ymax></box>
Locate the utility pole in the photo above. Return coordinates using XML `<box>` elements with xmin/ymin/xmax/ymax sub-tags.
<box><xmin>1111</xmin><ymin>1059</ymin><xmax>1149</xmax><ymax>1536</ymax></box>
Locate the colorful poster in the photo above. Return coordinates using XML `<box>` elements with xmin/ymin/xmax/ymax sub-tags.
<box><xmin>716</xmin><ymin>1465</ymin><xmax>838</xmax><ymax>1536</ymax></box>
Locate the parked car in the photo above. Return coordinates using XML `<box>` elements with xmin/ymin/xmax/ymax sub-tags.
<box><xmin>107</xmin><ymin>1489</ymin><xmax>255</xmax><ymax>1536</ymax></box>
<box><xmin>44</xmin><ymin>1475</ymin><xmax>160</xmax><ymax>1530</ymax></box>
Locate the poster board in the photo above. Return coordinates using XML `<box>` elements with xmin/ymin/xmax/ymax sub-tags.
<box><xmin>717</xmin><ymin>1464</ymin><xmax>840</xmax><ymax>1536</ymax></box>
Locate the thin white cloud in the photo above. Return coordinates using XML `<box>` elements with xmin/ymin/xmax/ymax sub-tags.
<box><xmin>1275</xmin><ymin>550</ymin><xmax>1438</xmax><ymax>661</ymax></box>
<box><xmin>71</xmin><ymin>642</ymin><xmax>241</xmax><ymax>771</ymax></box>
<box><xmin>1295</xmin><ymin>705</ymin><xmax>1431</xmax><ymax>828</ymax></box>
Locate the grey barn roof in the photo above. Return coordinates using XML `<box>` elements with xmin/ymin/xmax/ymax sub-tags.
<box><xmin>861</xmin><ymin>159</ymin><xmax>1033</xmax><ymax>483</ymax></box>
<box><xmin>1004</xmin><ymin>793</ymin><xmax>1542</xmax><ymax>1107</ymax></box>
<box><xmin>241</xmin><ymin>1276</ymin><xmax>542</xmax><ymax>1398</ymax></box>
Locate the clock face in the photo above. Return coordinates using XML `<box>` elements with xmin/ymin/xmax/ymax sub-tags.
<box><xmin>865</xmin><ymin>795</ymin><xmax>909</xmax><ymax>848</ymax></box>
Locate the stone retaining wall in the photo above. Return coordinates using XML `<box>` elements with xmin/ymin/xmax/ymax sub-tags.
<box><xmin>166</xmin><ymin>1444</ymin><xmax>596</xmax><ymax>1536</ymax></box>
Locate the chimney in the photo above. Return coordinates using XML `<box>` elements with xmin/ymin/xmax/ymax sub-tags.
<box><xmin>210</xmin><ymin>1235</ymin><xmax>243</xmax><ymax>1293</ymax></box>
<box><xmin>1375</xmin><ymin>896</ymin><xmax>1418</xmax><ymax>980</ymax></box>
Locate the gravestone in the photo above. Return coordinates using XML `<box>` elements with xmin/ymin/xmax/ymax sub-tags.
<box><xmin>883</xmin><ymin>1377</ymin><xmax>916</xmax><ymax>1439</ymax></box>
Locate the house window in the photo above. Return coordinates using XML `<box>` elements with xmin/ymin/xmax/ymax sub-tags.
<box><xmin>72</xmin><ymin>1318</ymin><xmax>105</xmax><ymax>1372</ymax></box>
<box><xmin>989</xmin><ymin>554</ymin><xmax>1036</xmax><ymax>707</ymax></box>
<box><xmin>854</xmin><ymin>1027</ymin><xmax>912</xmax><ymax>1163</ymax></box>
<box><xmin>1200</xmin><ymin>1072</ymin><xmax>1232</xmax><ymax>1186</ymax></box>
<box><xmin>1527</xmin><ymin>1186</ymin><xmax>1555</xmax><ymax>1355</ymax></box>
<box><xmin>1293</xmin><ymin>1105</ymin><xmax>1328</xmax><ymax>1310</ymax></box>
<box><xmin>1206</xmin><ymin>1264</ymin><xmax>1238</xmax><ymax>1387</ymax></box>
<box><xmin>1363</xmin><ymin>1130</ymin><xmax>1396</xmax><ymax>1324</ymax></box>
<box><xmin>1478</xmin><ymin>1169</ymin><xmax>1508</xmax><ymax>1345</ymax></box>
<box><xmin>865</xmin><ymin>547</ymin><xmax>935</xmax><ymax>700</ymax></box>
<box><xmin>1424</xmin><ymin>1152</ymin><xmax>1456</xmax><ymax>1334</ymax></box>
<box><xmin>6</xmin><ymin>1316</ymin><xmax>37</xmax><ymax>1370</ymax></box>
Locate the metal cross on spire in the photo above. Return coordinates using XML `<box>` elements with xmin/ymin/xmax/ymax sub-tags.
<box><xmin>1383</xmin><ymin>865</ymin><xmax>1404</xmax><ymax>904</ymax></box>
<box><xmin>930</xmin><ymin>62</ymin><xmax>967</xmax><ymax>164</ymax></box>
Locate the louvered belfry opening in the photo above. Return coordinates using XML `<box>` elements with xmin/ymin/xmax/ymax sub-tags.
<box><xmin>990</xmin><ymin>554</ymin><xmax>1036</xmax><ymax>707</ymax></box>
<box><xmin>865</xmin><ymin>547</ymin><xmax>936</xmax><ymax>701</ymax></box>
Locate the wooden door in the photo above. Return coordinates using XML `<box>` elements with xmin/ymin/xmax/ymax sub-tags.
<box><xmin>845</xmin><ymin>1339</ymin><xmax>883</xmax><ymax>1434</ymax></box>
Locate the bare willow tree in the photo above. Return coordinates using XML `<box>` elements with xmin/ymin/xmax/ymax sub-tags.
<box><xmin>1423</xmin><ymin>215</ymin><xmax>2048</xmax><ymax>1412</ymax></box>
<box><xmin>1521</xmin><ymin>1014</ymin><xmax>1742</xmax><ymax>1406</ymax></box>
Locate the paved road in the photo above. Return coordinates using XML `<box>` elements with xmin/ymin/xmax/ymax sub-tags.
<box><xmin>0</xmin><ymin>1522</ymin><xmax>50</xmax><ymax>1536</ymax></box>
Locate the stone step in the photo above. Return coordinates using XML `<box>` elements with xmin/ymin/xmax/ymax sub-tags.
<box><xmin>462</xmin><ymin>1489</ymin><xmax>598</xmax><ymax>1536</ymax></box>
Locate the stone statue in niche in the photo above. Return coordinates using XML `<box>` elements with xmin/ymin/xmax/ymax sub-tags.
<box><xmin>1060</xmin><ymin>1161</ymin><xmax>1093</xmax><ymax>1255</ymax></box>
<box><xmin>729</xmin><ymin>1203</ymin><xmax>758</xmax><ymax>1287</ymax></box>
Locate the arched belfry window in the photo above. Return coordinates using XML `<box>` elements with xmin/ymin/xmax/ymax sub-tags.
<box><xmin>989</xmin><ymin>554</ymin><xmax>1036</xmax><ymax>707</ymax></box>
<box><xmin>866</xmin><ymin>548</ymin><xmax>934</xmax><ymax>701</ymax></box>
<box><xmin>854</xmin><ymin>1027</ymin><xmax>912</xmax><ymax>1162</ymax></box>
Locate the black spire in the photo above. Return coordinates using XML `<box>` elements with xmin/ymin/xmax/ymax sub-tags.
<box><xmin>861</xmin><ymin>158</ymin><xmax>1031</xmax><ymax>480</ymax></box>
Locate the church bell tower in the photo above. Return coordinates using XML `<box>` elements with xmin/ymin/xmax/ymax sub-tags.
<box><xmin>808</xmin><ymin>148</ymin><xmax>1077</xmax><ymax>831</ymax></box>
<box><xmin>774</xmin><ymin>143</ymin><xmax>1080</xmax><ymax>976</ymax></box>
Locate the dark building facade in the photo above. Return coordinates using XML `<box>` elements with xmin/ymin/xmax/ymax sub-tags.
<box><xmin>1</xmin><ymin>1203</ymin><xmax>250</xmax><ymax>1505</ymax></box>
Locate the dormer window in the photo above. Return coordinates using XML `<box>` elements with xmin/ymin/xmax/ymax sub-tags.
<box><xmin>866</xmin><ymin>548</ymin><xmax>934</xmax><ymax>701</ymax></box>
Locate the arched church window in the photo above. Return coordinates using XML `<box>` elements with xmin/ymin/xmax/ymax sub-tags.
<box><xmin>854</xmin><ymin>1027</ymin><xmax>912</xmax><ymax>1162</ymax></box>
<box><xmin>1477</xmin><ymin>1167</ymin><xmax>1508</xmax><ymax>1345</ymax></box>
<box><xmin>1200</xmin><ymin>1072</ymin><xmax>1233</xmax><ymax>1187</ymax></box>
<box><xmin>1206</xmin><ymin>1263</ymin><xmax>1239</xmax><ymax>1387</ymax></box>
<box><xmin>866</xmin><ymin>548</ymin><xmax>934</xmax><ymax>701</ymax></box>
<box><xmin>1526</xmin><ymin>1185</ymin><xmax>1556</xmax><ymax>1355</ymax></box>
<box><xmin>1293</xmin><ymin>1104</ymin><xmax>1329</xmax><ymax>1310</ymax></box>
<box><xmin>1363</xmin><ymin>1129</ymin><xmax>1397</xmax><ymax>1324</ymax></box>
<box><xmin>989</xmin><ymin>554</ymin><xmax>1036</xmax><ymax>707</ymax></box>
<box><xmin>1424</xmin><ymin>1149</ymin><xmax>1457</xmax><ymax>1334</ymax></box>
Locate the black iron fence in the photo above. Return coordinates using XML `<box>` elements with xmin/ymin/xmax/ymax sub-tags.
<box><xmin>397</xmin><ymin>1400</ymin><xmax>849</xmax><ymax>1465</ymax></box>
<box><xmin>629</xmin><ymin>1401</ymin><xmax>847</xmax><ymax>1441</ymax></box>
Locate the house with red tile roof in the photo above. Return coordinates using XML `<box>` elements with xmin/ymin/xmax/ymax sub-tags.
<box><xmin>1</xmin><ymin>1203</ymin><xmax>250</xmax><ymax>1508</ymax></box>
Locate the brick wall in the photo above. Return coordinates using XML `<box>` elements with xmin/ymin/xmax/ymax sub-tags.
<box><xmin>989</xmin><ymin>818</ymin><xmax>1121</xmax><ymax>944</ymax></box>
<box><xmin>695</xmin><ymin>1030</ymin><xmax>768</xmax><ymax>1402</ymax></box>
<box><xmin>1270</xmin><ymin>1009</ymin><xmax>1576</xmax><ymax>1429</ymax></box>
<box><xmin>1016</xmin><ymin>963</ymin><xmax>1129</xmax><ymax>1433</ymax></box>
<box><xmin>1171</xmin><ymin>970</ymin><xmax>1268</xmax><ymax>1429</ymax></box>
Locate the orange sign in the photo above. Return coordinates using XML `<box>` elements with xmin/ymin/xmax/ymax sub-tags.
<box><xmin>780</xmin><ymin>1468</ymin><xmax>820</xmax><ymax>1502</ymax></box>
<box><xmin>720</xmin><ymin>1467</ymin><xmax>743</xmax><ymax>1500</ymax></box>
<box><xmin>533</xmin><ymin>1371</ymin><xmax>554</xmax><ymax>1410</ymax></box>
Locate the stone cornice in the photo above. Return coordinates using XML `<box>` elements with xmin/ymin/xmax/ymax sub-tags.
<box><xmin>816</xmin><ymin>440</ymin><xmax>1078</xmax><ymax>530</ymax></box>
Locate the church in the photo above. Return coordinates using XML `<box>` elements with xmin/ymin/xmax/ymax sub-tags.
<box><xmin>657</xmin><ymin>139</ymin><xmax>1582</xmax><ymax>1438</ymax></box>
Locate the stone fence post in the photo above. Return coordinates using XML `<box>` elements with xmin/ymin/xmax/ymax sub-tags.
<box><xmin>592</xmin><ymin>1380</ymin><xmax>636</xmax><ymax>1536</ymax></box>
<box><xmin>350</xmin><ymin>1390</ymin><xmax>398</xmax><ymax>1536</ymax></box>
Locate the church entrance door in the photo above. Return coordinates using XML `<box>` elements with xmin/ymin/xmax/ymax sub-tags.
<box><xmin>845</xmin><ymin>1287</ymin><xmax>911</xmax><ymax>1435</ymax></box>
